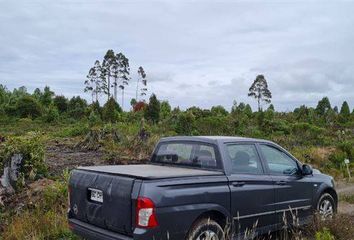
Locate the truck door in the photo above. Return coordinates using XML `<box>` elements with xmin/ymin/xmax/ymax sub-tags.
<box><xmin>257</xmin><ymin>144</ymin><xmax>314</xmax><ymax>226</ymax></box>
<box><xmin>224</xmin><ymin>143</ymin><xmax>276</xmax><ymax>237</ymax></box>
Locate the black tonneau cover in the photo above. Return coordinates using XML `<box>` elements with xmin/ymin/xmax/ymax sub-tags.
<box><xmin>78</xmin><ymin>164</ymin><xmax>222</xmax><ymax>179</ymax></box>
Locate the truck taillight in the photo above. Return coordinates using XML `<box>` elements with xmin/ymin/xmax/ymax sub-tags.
<box><xmin>136</xmin><ymin>197</ymin><xmax>158</xmax><ymax>228</ymax></box>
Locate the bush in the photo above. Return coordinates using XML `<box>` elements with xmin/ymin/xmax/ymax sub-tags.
<box><xmin>43</xmin><ymin>105</ymin><xmax>59</xmax><ymax>123</ymax></box>
<box><xmin>54</xmin><ymin>123</ymin><xmax>90</xmax><ymax>137</ymax></box>
<box><xmin>0</xmin><ymin>132</ymin><xmax>47</xmax><ymax>187</ymax></box>
<box><xmin>175</xmin><ymin>112</ymin><xmax>195</xmax><ymax>135</ymax></box>
<box><xmin>315</xmin><ymin>228</ymin><xmax>335</xmax><ymax>240</ymax></box>
<box><xmin>16</xmin><ymin>96</ymin><xmax>42</xmax><ymax>119</ymax></box>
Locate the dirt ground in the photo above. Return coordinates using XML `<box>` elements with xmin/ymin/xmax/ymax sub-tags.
<box><xmin>45</xmin><ymin>138</ymin><xmax>106</xmax><ymax>176</ymax></box>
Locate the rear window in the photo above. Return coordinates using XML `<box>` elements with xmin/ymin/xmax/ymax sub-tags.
<box><xmin>151</xmin><ymin>142</ymin><xmax>220</xmax><ymax>170</ymax></box>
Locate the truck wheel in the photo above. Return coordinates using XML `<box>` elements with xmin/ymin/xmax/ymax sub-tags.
<box><xmin>317</xmin><ymin>193</ymin><xmax>336</xmax><ymax>219</ymax></box>
<box><xmin>187</xmin><ymin>218</ymin><xmax>225</xmax><ymax>240</ymax></box>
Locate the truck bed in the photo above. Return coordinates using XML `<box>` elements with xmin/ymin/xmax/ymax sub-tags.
<box><xmin>78</xmin><ymin>164</ymin><xmax>223</xmax><ymax>179</ymax></box>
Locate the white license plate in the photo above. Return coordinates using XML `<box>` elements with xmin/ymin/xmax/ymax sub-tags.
<box><xmin>89</xmin><ymin>188</ymin><xmax>103</xmax><ymax>203</ymax></box>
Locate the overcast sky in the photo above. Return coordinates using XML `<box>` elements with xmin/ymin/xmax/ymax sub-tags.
<box><xmin>1</xmin><ymin>0</ymin><xmax>353</xmax><ymax>111</ymax></box>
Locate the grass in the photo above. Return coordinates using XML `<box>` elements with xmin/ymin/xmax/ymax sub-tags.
<box><xmin>339</xmin><ymin>194</ymin><xmax>354</xmax><ymax>204</ymax></box>
<box><xmin>1</xmin><ymin>172</ymin><xmax>79</xmax><ymax>240</ymax></box>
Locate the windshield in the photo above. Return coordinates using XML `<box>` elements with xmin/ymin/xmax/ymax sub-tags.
<box><xmin>151</xmin><ymin>142</ymin><xmax>221</xmax><ymax>170</ymax></box>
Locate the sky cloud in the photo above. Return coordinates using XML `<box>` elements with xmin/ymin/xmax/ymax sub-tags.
<box><xmin>0</xmin><ymin>0</ymin><xmax>353</xmax><ymax>111</ymax></box>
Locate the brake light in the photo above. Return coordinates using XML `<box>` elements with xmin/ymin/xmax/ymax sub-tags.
<box><xmin>136</xmin><ymin>197</ymin><xmax>158</xmax><ymax>228</ymax></box>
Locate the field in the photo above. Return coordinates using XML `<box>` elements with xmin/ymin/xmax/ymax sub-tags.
<box><xmin>0</xmin><ymin>85</ymin><xmax>353</xmax><ymax>239</ymax></box>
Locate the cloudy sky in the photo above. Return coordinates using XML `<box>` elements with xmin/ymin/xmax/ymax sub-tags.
<box><xmin>1</xmin><ymin>0</ymin><xmax>353</xmax><ymax>111</ymax></box>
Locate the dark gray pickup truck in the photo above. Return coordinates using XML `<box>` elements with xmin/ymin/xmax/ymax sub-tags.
<box><xmin>68</xmin><ymin>136</ymin><xmax>337</xmax><ymax>240</ymax></box>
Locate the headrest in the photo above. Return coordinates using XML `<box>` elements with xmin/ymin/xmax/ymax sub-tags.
<box><xmin>234</xmin><ymin>151</ymin><xmax>250</xmax><ymax>166</ymax></box>
<box><xmin>197</xmin><ymin>150</ymin><xmax>216</xmax><ymax>167</ymax></box>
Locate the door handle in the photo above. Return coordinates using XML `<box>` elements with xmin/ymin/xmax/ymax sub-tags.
<box><xmin>275</xmin><ymin>181</ymin><xmax>287</xmax><ymax>185</ymax></box>
<box><xmin>232</xmin><ymin>181</ymin><xmax>246</xmax><ymax>187</ymax></box>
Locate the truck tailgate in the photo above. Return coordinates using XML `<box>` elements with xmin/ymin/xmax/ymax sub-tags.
<box><xmin>69</xmin><ymin>169</ymin><xmax>136</xmax><ymax>235</ymax></box>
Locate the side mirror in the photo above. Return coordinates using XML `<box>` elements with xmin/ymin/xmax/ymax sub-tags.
<box><xmin>302</xmin><ymin>164</ymin><xmax>313</xmax><ymax>175</ymax></box>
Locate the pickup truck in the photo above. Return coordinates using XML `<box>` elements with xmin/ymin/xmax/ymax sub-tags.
<box><xmin>68</xmin><ymin>136</ymin><xmax>337</xmax><ymax>240</ymax></box>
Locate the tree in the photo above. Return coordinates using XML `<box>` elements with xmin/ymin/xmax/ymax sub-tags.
<box><xmin>130</xmin><ymin>98</ymin><xmax>137</xmax><ymax>108</ymax></box>
<box><xmin>267</xmin><ymin>104</ymin><xmax>275</xmax><ymax>111</ymax></box>
<box><xmin>84</xmin><ymin>67</ymin><xmax>95</xmax><ymax>102</ymax></box>
<box><xmin>102</xmin><ymin>50</ymin><xmax>116</xmax><ymax>100</ymax></box>
<box><xmin>136</xmin><ymin>66</ymin><xmax>147</xmax><ymax>101</ymax></box>
<box><xmin>33</xmin><ymin>88</ymin><xmax>42</xmax><ymax>100</ymax></box>
<box><xmin>160</xmin><ymin>100</ymin><xmax>171</xmax><ymax>120</ymax></box>
<box><xmin>16</xmin><ymin>96</ymin><xmax>42</xmax><ymax>118</ymax></box>
<box><xmin>144</xmin><ymin>94</ymin><xmax>160</xmax><ymax>123</ymax></box>
<box><xmin>315</xmin><ymin>97</ymin><xmax>331</xmax><ymax>116</ymax></box>
<box><xmin>85</xmin><ymin>60</ymin><xmax>104</xmax><ymax>103</ymax></box>
<box><xmin>68</xmin><ymin>96</ymin><xmax>88</xmax><ymax>119</ymax></box>
<box><xmin>176</xmin><ymin>111</ymin><xmax>195</xmax><ymax>135</ymax></box>
<box><xmin>102</xmin><ymin>97</ymin><xmax>122</xmax><ymax>122</ymax></box>
<box><xmin>339</xmin><ymin>101</ymin><xmax>350</xmax><ymax>122</ymax></box>
<box><xmin>44</xmin><ymin>105</ymin><xmax>59</xmax><ymax>123</ymax></box>
<box><xmin>211</xmin><ymin>105</ymin><xmax>228</xmax><ymax>116</ymax></box>
<box><xmin>40</xmin><ymin>86</ymin><xmax>54</xmax><ymax>107</ymax></box>
<box><xmin>53</xmin><ymin>95</ymin><xmax>68</xmax><ymax>113</ymax></box>
<box><xmin>116</xmin><ymin>52</ymin><xmax>130</xmax><ymax>109</ymax></box>
<box><xmin>248</xmin><ymin>75</ymin><xmax>272</xmax><ymax>111</ymax></box>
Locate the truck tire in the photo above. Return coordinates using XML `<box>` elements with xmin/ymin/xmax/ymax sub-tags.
<box><xmin>317</xmin><ymin>193</ymin><xmax>336</xmax><ymax>219</ymax></box>
<box><xmin>186</xmin><ymin>218</ymin><xmax>225</xmax><ymax>240</ymax></box>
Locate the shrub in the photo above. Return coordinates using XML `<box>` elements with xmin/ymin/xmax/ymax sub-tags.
<box><xmin>88</xmin><ymin>110</ymin><xmax>102</xmax><ymax>127</ymax></box>
<box><xmin>0</xmin><ymin>132</ymin><xmax>47</xmax><ymax>187</ymax></box>
<box><xmin>54</xmin><ymin>123</ymin><xmax>89</xmax><ymax>137</ymax></box>
<box><xmin>175</xmin><ymin>112</ymin><xmax>195</xmax><ymax>135</ymax></box>
<box><xmin>43</xmin><ymin>105</ymin><xmax>60</xmax><ymax>123</ymax></box>
<box><xmin>133</xmin><ymin>101</ymin><xmax>147</xmax><ymax>112</ymax></box>
<box><xmin>315</xmin><ymin>228</ymin><xmax>335</xmax><ymax>240</ymax></box>
<box><xmin>329</xmin><ymin>149</ymin><xmax>347</xmax><ymax>168</ymax></box>
<box><xmin>16</xmin><ymin>96</ymin><xmax>42</xmax><ymax>119</ymax></box>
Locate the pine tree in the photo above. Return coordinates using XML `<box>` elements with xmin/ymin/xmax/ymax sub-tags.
<box><xmin>248</xmin><ymin>75</ymin><xmax>272</xmax><ymax>111</ymax></box>
<box><xmin>144</xmin><ymin>94</ymin><xmax>160</xmax><ymax>123</ymax></box>
<box><xmin>339</xmin><ymin>101</ymin><xmax>350</xmax><ymax>122</ymax></box>
<box><xmin>315</xmin><ymin>97</ymin><xmax>331</xmax><ymax>116</ymax></box>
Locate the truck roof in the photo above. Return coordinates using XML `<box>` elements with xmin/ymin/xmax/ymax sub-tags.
<box><xmin>159</xmin><ymin>136</ymin><xmax>273</xmax><ymax>144</ymax></box>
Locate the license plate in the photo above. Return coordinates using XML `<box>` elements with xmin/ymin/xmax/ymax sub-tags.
<box><xmin>89</xmin><ymin>188</ymin><xmax>103</xmax><ymax>203</ymax></box>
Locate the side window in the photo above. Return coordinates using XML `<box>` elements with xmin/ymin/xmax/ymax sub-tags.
<box><xmin>226</xmin><ymin>144</ymin><xmax>263</xmax><ymax>174</ymax></box>
<box><xmin>154</xmin><ymin>142</ymin><xmax>219</xmax><ymax>169</ymax></box>
<box><xmin>260</xmin><ymin>145</ymin><xmax>299</xmax><ymax>175</ymax></box>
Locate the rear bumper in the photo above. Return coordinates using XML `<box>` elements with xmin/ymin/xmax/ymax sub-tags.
<box><xmin>68</xmin><ymin>218</ymin><xmax>133</xmax><ymax>240</ymax></box>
